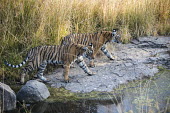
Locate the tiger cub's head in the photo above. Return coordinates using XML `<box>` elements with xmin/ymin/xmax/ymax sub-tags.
<box><xmin>101</xmin><ymin>29</ymin><xmax>121</xmax><ymax>44</ymax></box>
<box><xmin>75</xmin><ymin>43</ymin><xmax>94</xmax><ymax>60</ymax></box>
<box><xmin>112</xmin><ymin>29</ymin><xmax>121</xmax><ymax>43</ymax></box>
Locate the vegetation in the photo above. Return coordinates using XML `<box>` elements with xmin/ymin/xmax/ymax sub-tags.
<box><xmin>0</xmin><ymin>0</ymin><xmax>170</xmax><ymax>80</ymax></box>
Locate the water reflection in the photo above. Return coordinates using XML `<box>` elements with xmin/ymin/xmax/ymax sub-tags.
<box><xmin>32</xmin><ymin>99</ymin><xmax>123</xmax><ymax>113</ymax></box>
<box><xmin>5</xmin><ymin>70</ymin><xmax>170</xmax><ymax>113</ymax></box>
<box><xmin>31</xmin><ymin>71</ymin><xmax>170</xmax><ymax>113</ymax></box>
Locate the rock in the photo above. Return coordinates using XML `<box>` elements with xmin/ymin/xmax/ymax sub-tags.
<box><xmin>46</xmin><ymin>36</ymin><xmax>170</xmax><ymax>93</ymax></box>
<box><xmin>0</xmin><ymin>82</ymin><xmax>16</xmax><ymax>111</ymax></box>
<box><xmin>137</xmin><ymin>37</ymin><xmax>169</xmax><ymax>48</ymax></box>
<box><xmin>17</xmin><ymin>80</ymin><xmax>50</xmax><ymax>103</ymax></box>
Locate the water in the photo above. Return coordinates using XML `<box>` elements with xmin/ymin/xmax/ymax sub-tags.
<box><xmin>7</xmin><ymin>70</ymin><xmax>170</xmax><ymax>113</ymax></box>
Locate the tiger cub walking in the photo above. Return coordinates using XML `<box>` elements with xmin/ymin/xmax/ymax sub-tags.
<box><xmin>61</xmin><ymin>29</ymin><xmax>120</xmax><ymax>67</ymax></box>
<box><xmin>4</xmin><ymin>43</ymin><xmax>95</xmax><ymax>83</ymax></box>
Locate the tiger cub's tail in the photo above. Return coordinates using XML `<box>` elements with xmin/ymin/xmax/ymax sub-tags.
<box><xmin>4</xmin><ymin>57</ymin><xmax>29</xmax><ymax>68</ymax></box>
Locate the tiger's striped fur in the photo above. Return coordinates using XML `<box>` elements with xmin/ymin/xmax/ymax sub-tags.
<box><xmin>4</xmin><ymin>43</ymin><xmax>95</xmax><ymax>83</ymax></box>
<box><xmin>61</xmin><ymin>29</ymin><xmax>120</xmax><ymax>67</ymax></box>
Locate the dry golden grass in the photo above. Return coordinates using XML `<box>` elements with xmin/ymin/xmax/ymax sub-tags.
<box><xmin>0</xmin><ymin>0</ymin><xmax>170</xmax><ymax>79</ymax></box>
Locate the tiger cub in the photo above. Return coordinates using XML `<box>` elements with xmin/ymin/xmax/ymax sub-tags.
<box><xmin>61</xmin><ymin>29</ymin><xmax>121</xmax><ymax>67</ymax></box>
<box><xmin>4</xmin><ymin>43</ymin><xmax>95</xmax><ymax>83</ymax></box>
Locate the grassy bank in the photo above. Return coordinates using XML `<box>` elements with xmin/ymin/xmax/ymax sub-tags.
<box><xmin>0</xmin><ymin>0</ymin><xmax>170</xmax><ymax>80</ymax></box>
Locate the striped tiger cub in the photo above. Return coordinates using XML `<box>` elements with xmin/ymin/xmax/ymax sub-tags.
<box><xmin>61</xmin><ymin>29</ymin><xmax>120</xmax><ymax>67</ymax></box>
<box><xmin>4</xmin><ymin>43</ymin><xmax>95</xmax><ymax>83</ymax></box>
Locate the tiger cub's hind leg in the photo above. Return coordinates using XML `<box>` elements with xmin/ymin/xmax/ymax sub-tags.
<box><xmin>88</xmin><ymin>45</ymin><xmax>114</xmax><ymax>68</ymax></box>
<box><xmin>20</xmin><ymin>66</ymin><xmax>33</xmax><ymax>84</ymax></box>
<box><xmin>63</xmin><ymin>64</ymin><xmax>70</xmax><ymax>83</ymax></box>
<box><xmin>36</xmin><ymin>61</ymin><xmax>50</xmax><ymax>82</ymax></box>
<box><xmin>77</xmin><ymin>56</ymin><xmax>96</xmax><ymax>75</ymax></box>
<box><xmin>20</xmin><ymin>70</ymin><xmax>26</xmax><ymax>84</ymax></box>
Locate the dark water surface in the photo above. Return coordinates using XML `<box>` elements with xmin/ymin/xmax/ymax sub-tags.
<box><xmin>6</xmin><ymin>70</ymin><xmax>170</xmax><ymax>113</ymax></box>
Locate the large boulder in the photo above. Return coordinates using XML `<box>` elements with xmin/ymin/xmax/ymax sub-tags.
<box><xmin>0</xmin><ymin>82</ymin><xmax>16</xmax><ymax>111</ymax></box>
<box><xmin>17</xmin><ymin>80</ymin><xmax>50</xmax><ymax>103</ymax></box>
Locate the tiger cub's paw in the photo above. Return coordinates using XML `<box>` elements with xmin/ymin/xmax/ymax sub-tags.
<box><xmin>43</xmin><ymin>79</ymin><xmax>51</xmax><ymax>83</ymax></box>
<box><xmin>38</xmin><ymin>76</ymin><xmax>50</xmax><ymax>83</ymax></box>
<box><xmin>109</xmin><ymin>56</ymin><xmax>115</xmax><ymax>60</ymax></box>
<box><xmin>70</xmin><ymin>64</ymin><xmax>76</xmax><ymax>68</ymax></box>
<box><xmin>88</xmin><ymin>71</ymin><xmax>96</xmax><ymax>76</ymax></box>
<box><xmin>64</xmin><ymin>79</ymin><xmax>70</xmax><ymax>83</ymax></box>
<box><xmin>20</xmin><ymin>81</ymin><xmax>25</xmax><ymax>85</ymax></box>
<box><xmin>88</xmin><ymin>64</ymin><xmax>96</xmax><ymax>68</ymax></box>
<box><xmin>109</xmin><ymin>58</ymin><xmax>115</xmax><ymax>60</ymax></box>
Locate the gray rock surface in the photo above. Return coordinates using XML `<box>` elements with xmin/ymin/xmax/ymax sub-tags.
<box><xmin>0</xmin><ymin>82</ymin><xmax>16</xmax><ymax>111</ymax></box>
<box><xmin>46</xmin><ymin>36</ymin><xmax>170</xmax><ymax>93</ymax></box>
<box><xmin>17</xmin><ymin>80</ymin><xmax>50</xmax><ymax>103</ymax></box>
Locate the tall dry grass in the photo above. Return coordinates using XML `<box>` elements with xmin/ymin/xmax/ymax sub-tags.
<box><xmin>0</xmin><ymin>0</ymin><xmax>170</xmax><ymax>80</ymax></box>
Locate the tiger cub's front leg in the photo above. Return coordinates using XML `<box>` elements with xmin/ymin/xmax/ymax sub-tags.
<box><xmin>77</xmin><ymin>56</ymin><xmax>96</xmax><ymax>75</ymax></box>
<box><xmin>89</xmin><ymin>59</ymin><xmax>95</xmax><ymax>68</ymax></box>
<box><xmin>63</xmin><ymin>64</ymin><xmax>70</xmax><ymax>83</ymax></box>
<box><xmin>20</xmin><ymin>63</ymin><xmax>34</xmax><ymax>84</ymax></box>
<box><xmin>100</xmin><ymin>44</ymin><xmax>114</xmax><ymax>60</ymax></box>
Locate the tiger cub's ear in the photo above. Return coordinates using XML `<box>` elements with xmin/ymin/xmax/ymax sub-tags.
<box><xmin>112</xmin><ymin>29</ymin><xmax>117</xmax><ymax>32</ymax></box>
<box><xmin>112</xmin><ymin>29</ymin><xmax>117</xmax><ymax>35</ymax></box>
<box><xmin>88</xmin><ymin>43</ymin><xmax>93</xmax><ymax>49</ymax></box>
<box><xmin>112</xmin><ymin>28</ymin><xmax>118</xmax><ymax>32</ymax></box>
<box><xmin>83</xmin><ymin>43</ymin><xmax>94</xmax><ymax>51</ymax></box>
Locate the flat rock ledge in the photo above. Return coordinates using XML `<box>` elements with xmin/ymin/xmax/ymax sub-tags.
<box><xmin>0</xmin><ymin>82</ymin><xmax>16</xmax><ymax>111</ymax></box>
<box><xmin>17</xmin><ymin>80</ymin><xmax>50</xmax><ymax>103</ymax></box>
<box><xmin>47</xmin><ymin>36</ymin><xmax>170</xmax><ymax>93</ymax></box>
